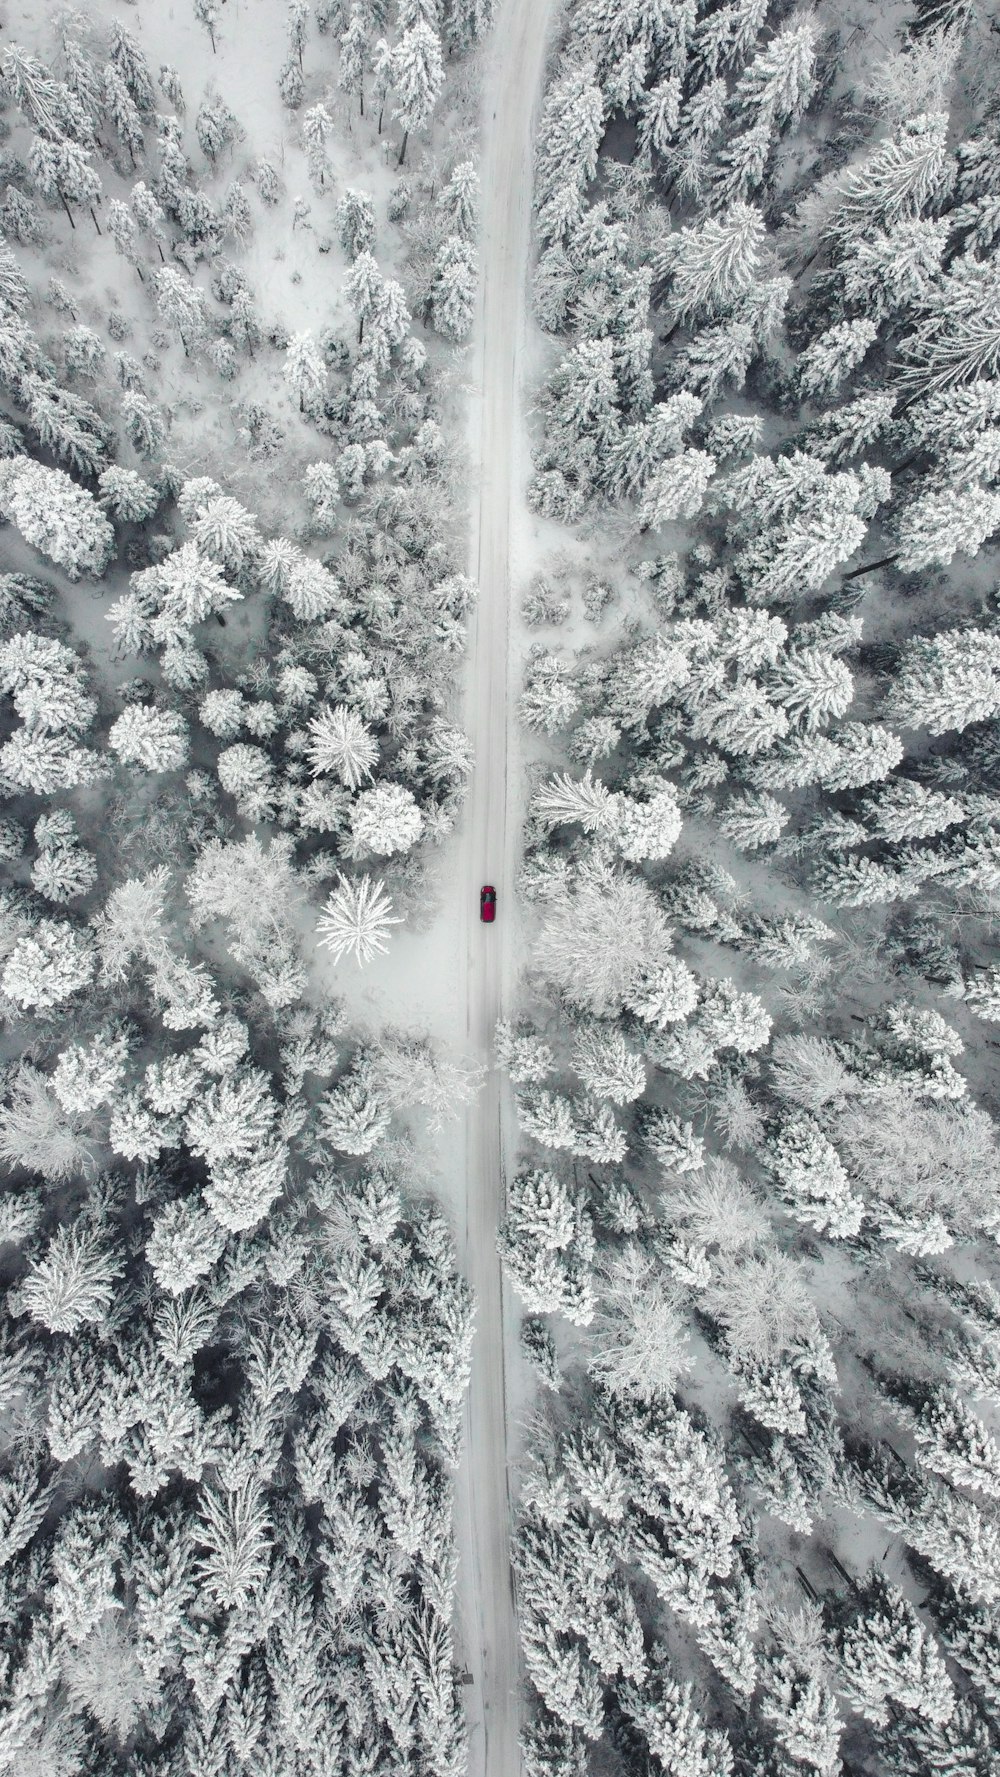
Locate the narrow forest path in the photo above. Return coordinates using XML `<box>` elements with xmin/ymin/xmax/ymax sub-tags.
<box><xmin>453</xmin><ymin>2</ymin><xmax>553</xmax><ymax>1773</ymax></box>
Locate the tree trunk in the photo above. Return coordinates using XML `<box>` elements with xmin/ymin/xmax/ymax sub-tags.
<box><xmin>841</xmin><ymin>551</ymin><xmax>900</xmax><ymax>583</ymax></box>
<box><xmin>90</xmin><ymin>207</ymin><xmax>101</xmax><ymax>235</ymax></box>
<box><xmin>359</xmin><ymin>82</ymin><xmax>364</xmax><ymax>119</ymax></box>
<box><xmin>157</xmin><ymin>242</ymin><xmax>166</xmax><ymax>262</ymax></box>
<box><xmin>358</xmin><ymin>315</ymin><xmax>364</xmax><ymax>345</ymax></box>
<box><xmin>209</xmin><ymin>27</ymin><xmax>217</xmax><ymax>52</ymax></box>
<box><xmin>378</xmin><ymin>99</ymin><xmax>385</xmax><ymax>134</ymax></box>
<box><xmin>59</xmin><ymin>192</ymin><xmax>76</xmax><ymax>230</ymax></box>
<box><xmin>398</xmin><ymin>129</ymin><xmax>408</xmax><ymax>168</ymax></box>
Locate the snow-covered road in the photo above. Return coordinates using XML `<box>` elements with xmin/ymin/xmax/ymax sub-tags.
<box><xmin>454</xmin><ymin>2</ymin><xmax>553</xmax><ymax>1772</ymax></box>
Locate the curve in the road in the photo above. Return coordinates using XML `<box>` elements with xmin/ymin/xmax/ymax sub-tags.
<box><xmin>455</xmin><ymin>2</ymin><xmax>554</xmax><ymax>1774</ymax></box>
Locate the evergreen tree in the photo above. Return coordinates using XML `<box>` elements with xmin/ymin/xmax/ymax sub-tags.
<box><xmin>146</xmin><ymin>1199</ymin><xmax>227</xmax><ymax>1295</ymax></box>
<box><xmin>822</xmin><ymin>722</ymin><xmax>903</xmax><ymax>791</ymax></box>
<box><xmin>619</xmin><ymin>1660</ymin><xmax>734</xmax><ymax>1777</ymax></box>
<box><xmin>432</xmin><ymin>235</ymin><xmax>477</xmax><ymax>341</ymax></box>
<box><xmin>392</xmin><ymin>20</ymin><xmax>444</xmax><ymax>165</ymax></box>
<box><xmin>320</xmin><ymin>1068</ymin><xmax>390</xmax><ymax>1153</ymax></box>
<box><xmin>769</xmin><ymin>645</ymin><xmax>854</xmax><ymax>730</ymax></box>
<box><xmin>2</xmin><ymin>916</ymin><xmax>95</xmax><ymax>1009</ymax></box>
<box><xmin>284</xmin><ymin>330</ymin><xmax>328</xmax><ymax>415</ymax></box>
<box><xmin>344</xmin><ymin>248</ymin><xmax>384</xmax><ymax>344</ymax></box>
<box><xmin>896</xmin><ymin>483</ymin><xmax>1000</xmax><ymax>570</ymax></box>
<box><xmin>98</xmin><ymin>465</ymin><xmax>158</xmax><ymax>523</ymax></box>
<box><xmin>337</xmin><ymin>187</ymin><xmax>376</xmax><ymax>258</ymax></box>
<box><xmin>0</xmin><ymin>459</ymin><xmax>114</xmax><ymax>578</ymax></box>
<box><xmin>798</xmin><ymin>319</ymin><xmax>877</xmax><ymax>398</ymax></box>
<box><xmin>900</xmin><ymin>250</ymin><xmax>1000</xmax><ymax>394</ymax></box>
<box><xmin>152</xmin><ymin>266</ymin><xmax>207</xmax><ymax>355</ymax></box>
<box><xmin>536</xmin><ymin>59</ymin><xmax>604</xmax><ymax>247</ymax></box>
<box><xmin>691</xmin><ymin>0</ymin><xmax>770</xmax><ymax>83</ymax></box>
<box><xmin>307</xmin><ymin>704</ymin><xmax>378</xmax><ymax>786</ymax></box>
<box><xmin>758</xmin><ymin>1650</ymin><xmax>842</xmax><ymax>1777</ymax></box>
<box><xmin>108</xmin><ymin>704</ymin><xmax>189</xmax><ymax>772</ymax></box>
<box><xmin>729</xmin><ymin>13</ymin><xmax>818</xmax><ymax>132</ymax></box>
<box><xmin>882</xmin><ymin>1379</ymin><xmax>1000</xmax><ymax>1498</ymax></box>
<box><xmin>317</xmin><ymin>875</ymin><xmax>402</xmax><ymax>965</ymax></box>
<box><xmin>822</xmin><ymin>111</ymin><xmax>952</xmax><ymax>250</ymax></box>
<box><xmin>338</xmin><ymin>5</ymin><xmax>369</xmax><ymax>115</ymax></box>
<box><xmin>638</xmin><ymin>74</ymin><xmax>682</xmax><ymax>158</ymax></box>
<box><xmin>834</xmin><ymin>1569</ymin><xmax>954</xmax><ymax>1726</ymax></box>
<box><xmin>28</xmin><ymin>134</ymin><xmax>101</xmax><ymax>227</ymax></box>
<box><xmin>439</xmin><ymin>157</ymin><xmax>479</xmax><ymax>237</ymax></box>
<box><xmin>638</xmin><ymin>449</ymin><xmax>716</xmax><ymax>528</ymax></box>
<box><xmin>658</xmin><ymin>202</ymin><xmax>765</xmax><ymax>324</ymax></box>
<box><xmin>888</xmin><ymin>627</ymin><xmax>1000</xmax><ymax>735</ymax></box>
<box><xmin>499</xmin><ymin>1168</ymin><xmax>595</xmax><ymax>1325</ymax></box>
<box><xmin>121</xmin><ymin>390</ymin><xmax>166</xmax><ymax>458</ymax></box>
<box><xmin>933</xmin><ymin>1587</ymin><xmax>1000</xmax><ymax>1709</ymax></box>
<box><xmin>14</xmin><ymin>1222</ymin><xmax>121</xmax><ymax>1333</ymax></box>
<box><xmin>767</xmin><ymin>1113</ymin><xmax>864</xmax><ymax>1239</ymax></box>
<box><xmin>348</xmin><ymin>783</ymin><xmax>423</xmax><ymax>856</ymax></box>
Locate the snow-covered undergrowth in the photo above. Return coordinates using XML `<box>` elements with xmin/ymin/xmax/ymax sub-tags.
<box><xmin>504</xmin><ymin>1</ymin><xmax>1000</xmax><ymax>1771</ymax></box>
<box><xmin>0</xmin><ymin>1</ymin><xmax>491</xmax><ymax>1770</ymax></box>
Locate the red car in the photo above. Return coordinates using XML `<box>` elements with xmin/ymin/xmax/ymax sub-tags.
<box><xmin>480</xmin><ymin>885</ymin><xmax>496</xmax><ymax>923</ymax></box>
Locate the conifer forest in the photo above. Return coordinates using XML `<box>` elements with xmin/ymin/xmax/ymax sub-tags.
<box><xmin>4</xmin><ymin>0</ymin><xmax>1000</xmax><ymax>1773</ymax></box>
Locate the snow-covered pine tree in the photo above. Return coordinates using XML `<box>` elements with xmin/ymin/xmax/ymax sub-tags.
<box><xmin>888</xmin><ymin>626</ymin><xmax>1000</xmax><ymax>735</ymax></box>
<box><xmin>834</xmin><ymin>1569</ymin><xmax>954</xmax><ymax>1726</ymax></box>
<box><xmin>283</xmin><ymin>330</ymin><xmax>328</xmax><ymax>416</ymax></box>
<box><xmin>499</xmin><ymin>1168</ymin><xmax>595</xmax><ymax>1325</ymax></box>
<box><xmin>0</xmin><ymin>459</ymin><xmax>114</xmax><ymax>578</ymax></box>
<box><xmin>391</xmin><ymin>19</ymin><xmax>444</xmax><ymax>165</ymax></box>
<box><xmin>767</xmin><ymin>1114</ymin><xmax>865</xmax><ymax>1239</ymax></box>
<box><xmin>108</xmin><ymin>704</ymin><xmax>189</xmax><ymax>773</ymax></box>
<box><xmin>658</xmin><ymin>202</ymin><xmax>765</xmax><ymax>325</ymax></box>
<box><xmin>535</xmin><ymin>59</ymin><xmax>604</xmax><ymax>248</ymax></box>
<box><xmin>895</xmin><ymin>483</ymin><xmax>1000</xmax><ymax>571</ymax></box>
<box><xmin>316</xmin><ymin>876</ymin><xmax>402</xmax><ymax>965</ymax></box>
